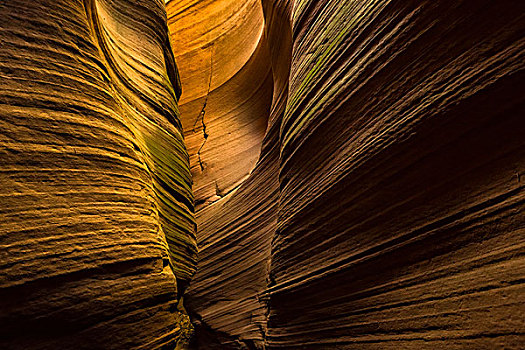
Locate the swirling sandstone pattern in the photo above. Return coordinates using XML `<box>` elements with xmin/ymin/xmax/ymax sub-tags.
<box><xmin>176</xmin><ymin>0</ymin><xmax>525</xmax><ymax>348</ymax></box>
<box><xmin>2</xmin><ymin>0</ymin><xmax>524</xmax><ymax>348</ymax></box>
<box><xmin>0</xmin><ymin>0</ymin><xmax>195</xmax><ymax>348</ymax></box>
<box><xmin>166</xmin><ymin>0</ymin><xmax>273</xmax><ymax>209</ymax></box>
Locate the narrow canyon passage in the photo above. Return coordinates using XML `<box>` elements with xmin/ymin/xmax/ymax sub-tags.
<box><xmin>1</xmin><ymin>0</ymin><xmax>524</xmax><ymax>349</ymax></box>
<box><xmin>167</xmin><ymin>0</ymin><xmax>525</xmax><ymax>348</ymax></box>
<box><xmin>166</xmin><ymin>0</ymin><xmax>291</xmax><ymax>346</ymax></box>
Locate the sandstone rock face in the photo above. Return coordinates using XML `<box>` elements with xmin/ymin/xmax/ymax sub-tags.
<box><xmin>176</xmin><ymin>0</ymin><xmax>292</xmax><ymax>347</ymax></box>
<box><xmin>177</xmin><ymin>0</ymin><xmax>525</xmax><ymax>348</ymax></box>
<box><xmin>166</xmin><ymin>0</ymin><xmax>273</xmax><ymax>209</ymax></box>
<box><xmin>270</xmin><ymin>1</ymin><xmax>525</xmax><ymax>348</ymax></box>
<box><xmin>2</xmin><ymin>0</ymin><xmax>524</xmax><ymax>348</ymax></box>
<box><xmin>0</xmin><ymin>0</ymin><xmax>196</xmax><ymax>348</ymax></box>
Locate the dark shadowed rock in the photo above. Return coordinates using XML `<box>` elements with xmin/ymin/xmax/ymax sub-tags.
<box><xmin>177</xmin><ymin>0</ymin><xmax>525</xmax><ymax>348</ymax></box>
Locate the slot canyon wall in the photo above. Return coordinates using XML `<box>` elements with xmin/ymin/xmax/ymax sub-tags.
<box><xmin>167</xmin><ymin>0</ymin><xmax>525</xmax><ymax>348</ymax></box>
<box><xmin>0</xmin><ymin>0</ymin><xmax>524</xmax><ymax>349</ymax></box>
<box><xmin>1</xmin><ymin>0</ymin><xmax>196</xmax><ymax>348</ymax></box>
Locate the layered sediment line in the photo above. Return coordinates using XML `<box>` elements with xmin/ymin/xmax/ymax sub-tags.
<box><xmin>170</xmin><ymin>0</ymin><xmax>293</xmax><ymax>347</ymax></box>
<box><xmin>269</xmin><ymin>1</ymin><xmax>525</xmax><ymax>347</ymax></box>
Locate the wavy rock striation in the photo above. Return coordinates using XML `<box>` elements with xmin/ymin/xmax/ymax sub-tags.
<box><xmin>1</xmin><ymin>0</ymin><xmax>524</xmax><ymax>348</ymax></box>
<box><xmin>0</xmin><ymin>0</ymin><xmax>196</xmax><ymax>348</ymax></box>
<box><xmin>176</xmin><ymin>0</ymin><xmax>525</xmax><ymax>348</ymax></box>
<box><xmin>270</xmin><ymin>0</ymin><xmax>525</xmax><ymax>348</ymax></box>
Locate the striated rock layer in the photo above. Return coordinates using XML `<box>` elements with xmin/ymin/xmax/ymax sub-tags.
<box><xmin>179</xmin><ymin>0</ymin><xmax>525</xmax><ymax>348</ymax></box>
<box><xmin>0</xmin><ymin>0</ymin><xmax>196</xmax><ymax>348</ymax></box>
<box><xmin>270</xmin><ymin>0</ymin><xmax>525</xmax><ymax>348</ymax></box>
<box><xmin>178</xmin><ymin>0</ymin><xmax>292</xmax><ymax>347</ymax></box>
<box><xmin>2</xmin><ymin>0</ymin><xmax>524</xmax><ymax>348</ymax></box>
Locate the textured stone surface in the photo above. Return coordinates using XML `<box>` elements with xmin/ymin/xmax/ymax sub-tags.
<box><xmin>2</xmin><ymin>0</ymin><xmax>524</xmax><ymax>348</ymax></box>
<box><xmin>166</xmin><ymin>0</ymin><xmax>273</xmax><ymax>209</ymax></box>
<box><xmin>270</xmin><ymin>0</ymin><xmax>525</xmax><ymax>347</ymax></box>
<box><xmin>179</xmin><ymin>0</ymin><xmax>525</xmax><ymax>348</ymax></box>
<box><xmin>0</xmin><ymin>0</ymin><xmax>195</xmax><ymax>348</ymax></box>
<box><xmin>178</xmin><ymin>0</ymin><xmax>292</xmax><ymax>348</ymax></box>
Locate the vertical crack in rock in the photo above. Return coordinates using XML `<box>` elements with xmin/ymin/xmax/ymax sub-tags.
<box><xmin>167</xmin><ymin>0</ymin><xmax>290</xmax><ymax>347</ymax></box>
<box><xmin>193</xmin><ymin>47</ymin><xmax>214</xmax><ymax>172</ymax></box>
<box><xmin>167</xmin><ymin>0</ymin><xmax>273</xmax><ymax>208</ymax></box>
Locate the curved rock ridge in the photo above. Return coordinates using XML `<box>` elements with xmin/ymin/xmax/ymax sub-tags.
<box><xmin>1</xmin><ymin>0</ymin><xmax>196</xmax><ymax>348</ymax></box>
<box><xmin>2</xmin><ymin>0</ymin><xmax>524</xmax><ymax>348</ymax></box>
<box><xmin>166</xmin><ymin>0</ymin><xmax>273</xmax><ymax>209</ymax></box>
<box><xmin>180</xmin><ymin>0</ymin><xmax>525</xmax><ymax>348</ymax></box>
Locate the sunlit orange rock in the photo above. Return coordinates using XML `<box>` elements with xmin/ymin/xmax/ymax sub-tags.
<box><xmin>166</xmin><ymin>0</ymin><xmax>273</xmax><ymax>208</ymax></box>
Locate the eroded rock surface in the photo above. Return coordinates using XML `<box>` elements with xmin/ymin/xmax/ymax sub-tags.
<box><xmin>269</xmin><ymin>0</ymin><xmax>525</xmax><ymax>348</ymax></box>
<box><xmin>1</xmin><ymin>0</ymin><xmax>524</xmax><ymax>348</ymax></box>
<box><xmin>177</xmin><ymin>0</ymin><xmax>292</xmax><ymax>348</ymax></box>
<box><xmin>166</xmin><ymin>0</ymin><xmax>273</xmax><ymax>209</ymax></box>
<box><xmin>0</xmin><ymin>0</ymin><xmax>196</xmax><ymax>348</ymax></box>
<box><xmin>178</xmin><ymin>0</ymin><xmax>525</xmax><ymax>348</ymax></box>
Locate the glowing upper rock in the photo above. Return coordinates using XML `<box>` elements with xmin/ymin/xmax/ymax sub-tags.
<box><xmin>166</xmin><ymin>0</ymin><xmax>273</xmax><ymax>208</ymax></box>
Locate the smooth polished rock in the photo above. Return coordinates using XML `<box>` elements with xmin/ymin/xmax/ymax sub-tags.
<box><xmin>166</xmin><ymin>0</ymin><xmax>273</xmax><ymax>209</ymax></box>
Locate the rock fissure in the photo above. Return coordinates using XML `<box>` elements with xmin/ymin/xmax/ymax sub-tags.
<box><xmin>193</xmin><ymin>47</ymin><xmax>214</xmax><ymax>173</ymax></box>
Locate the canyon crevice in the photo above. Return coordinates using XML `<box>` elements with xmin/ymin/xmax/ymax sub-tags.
<box><xmin>1</xmin><ymin>0</ymin><xmax>524</xmax><ymax>349</ymax></box>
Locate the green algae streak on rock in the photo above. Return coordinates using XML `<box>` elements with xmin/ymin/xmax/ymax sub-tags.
<box><xmin>0</xmin><ymin>0</ymin><xmax>196</xmax><ymax>348</ymax></box>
